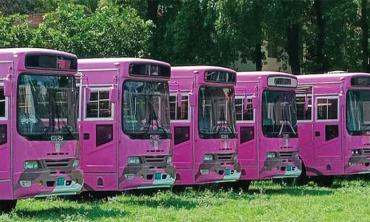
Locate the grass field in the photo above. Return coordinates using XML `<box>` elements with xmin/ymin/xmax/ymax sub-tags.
<box><xmin>1</xmin><ymin>179</ymin><xmax>370</xmax><ymax>222</ymax></box>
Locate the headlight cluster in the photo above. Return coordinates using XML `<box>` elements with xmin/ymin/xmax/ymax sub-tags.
<box><xmin>72</xmin><ymin>159</ymin><xmax>80</xmax><ymax>168</ymax></box>
<box><xmin>24</xmin><ymin>160</ymin><xmax>41</xmax><ymax>170</ymax></box>
<box><xmin>352</xmin><ymin>149</ymin><xmax>362</xmax><ymax>155</ymax></box>
<box><xmin>203</xmin><ymin>154</ymin><xmax>214</xmax><ymax>161</ymax></box>
<box><xmin>267</xmin><ymin>152</ymin><xmax>278</xmax><ymax>159</ymax></box>
<box><xmin>166</xmin><ymin>156</ymin><xmax>172</xmax><ymax>164</ymax></box>
<box><xmin>128</xmin><ymin>156</ymin><xmax>141</xmax><ymax>165</ymax></box>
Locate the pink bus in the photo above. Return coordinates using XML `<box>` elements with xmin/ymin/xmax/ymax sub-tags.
<box><xmin>169</xmin><ymin>66</ymin><xmax>241</xmax><ymax>186</ymax></box>
<box><xmin>0</xmin><ymin>48</ymin><xmax>83</xmax><ymax>212</ymax></box>
<box><xmin>78</xmin><ymin>58</ymin><xmax>175</xmax><ymax>191</ymax></box>
<box><xmin>296</xmin><ymin>72</ymin><xmax>370</xmax><ymax>186</ymax></box>
<box><xmin>234</xmin><ymin>72</ymin><xmax>302</xmax><ymax>188</ymax></box>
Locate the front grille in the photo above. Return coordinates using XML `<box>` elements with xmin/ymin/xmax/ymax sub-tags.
<box><xmin>44</xmin><ymin>159</ymin><xmax>70</xmax><ymax>169</ymax></box>
<box><xmin>143</xmin><ymin>156</ymin><xmax>166</xmax><ymax>165</ymax></box>
<box><xmin>363</xmin><ymin>149</ymin><xmax>370</xmax><ymax>155</ymax></box>
<box><xmin>216</xmin><ymin>153</ymin><xmax>233</xmax><ymax>161</ymax></box>
<box><xmin>279</xmin><ymin>152</ymin><xmax>294</xmax><ymax>158</ymax></box>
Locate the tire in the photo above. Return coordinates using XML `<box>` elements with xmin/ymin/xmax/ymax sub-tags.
<box><xmin>0</xmin><ymin>200</ymin><xmax>17</xmax><ymax>213</ymax></box>
<box><xmin>314</xmin><ymin>176</ymin><xmax>334</xmax><ymax>187</ymax></box>
<box><xmin>221</xmin><ymin>180</ymin><xmax>250</xmax><ymax>192</ymax></box>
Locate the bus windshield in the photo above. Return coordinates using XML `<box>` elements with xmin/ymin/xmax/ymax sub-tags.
<box><xmin>198</xmin><ymin>86</ymin><xmax>236</xmax><ymax>139</ymax></box>
<box><xmin>346</xmin><ymin>90</ymin><xmax>370</xmax><ymax>135</ymax></box>
<box><xmin>17</xmin><ymin>74</ymin><xmax>78</xmax><ymax>140</ymax></box>
<box><xmin>122</xmin><ymin>80</ymin><xmax>171</xmax><ymax>139</ymax></box>
<box><xmin>262</xmin><ymin>90</ymin><xmax>297</xmax><ymax>138</ymax></box>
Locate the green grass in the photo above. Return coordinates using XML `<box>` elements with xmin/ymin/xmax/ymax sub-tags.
<box><xmin>1</xmin><ymin>179</ymin><xmax>370</xmax><ymax>222</ymax></box>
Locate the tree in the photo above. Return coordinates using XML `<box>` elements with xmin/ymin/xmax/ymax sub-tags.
<box><xmin>31</xmin><ymin>3</ymin><xmax>153</xmax><ymax>58</ymax></box>
<box><xmin>360</xmin><ymin>0</ymin><xmax>369</xmax><ymax>72</ymax></box>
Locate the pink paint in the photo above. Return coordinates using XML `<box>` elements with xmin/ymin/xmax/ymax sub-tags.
<box><xmin>78</xmin><ymin>58</ymin><xmax>175</xmax><ymax>191</ymax></box>
<box><xmin>170</xmin><ymin>66</ymin><xmax>241</xmax><ymax>186</ymax></box>
<box><xmin>235</xmin><ymin>72</ymin><xmax>302</xmax><ymax>181</ymax></box>
<box><xmin>297</xmin><ymin>73</ymin><xmax>370</xmax><ymax>177</ymax></box>
<box><xmin>0</xmin><ymin>48</ymin><xmax>83</xmax><ymax>208</ymax></box>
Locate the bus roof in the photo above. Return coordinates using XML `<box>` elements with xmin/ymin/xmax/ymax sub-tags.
<box><xmin>297</xmin><ymin>72</ymin><xmax>370</xmax><ymax>83</ymax></box>
<box><xmin>0</xmin><ymin>48</ymin><xmax>76</xmax><ymax>58</ymax></box>
<box><xmin>78</xmin><ymin>58</ymin><xmax>170</xmax><ymax>69</ymax></box>
<box><xmin>236</xmin><ymin>71</ymin><xmax>296</xmax><ymax>81</ymax></box>
<box><xmin>171</xmin><ymin>66</ymin><xmax>235</xmax><ymax>74</ymax></box>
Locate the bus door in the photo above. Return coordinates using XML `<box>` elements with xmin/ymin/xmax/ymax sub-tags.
<box><xmin>170</xmin><ymin>90</ymin><xmax>193</xmax><ymax>181</ymax></box>
<box><xmin>235</xmin><ymin>83</ymin><xmax>258</xmax><ymax>179</ymax></box>
<box><xmin>313</xmin><ymin>95</ymin><xmax>342</xmax><ymax>175</ymax></box>
<box><xmin>80</xmin><ymin>74</ymin><xmax>117</xmax><ymax>176</ymax></box>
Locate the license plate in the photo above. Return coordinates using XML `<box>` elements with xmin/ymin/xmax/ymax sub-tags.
<box><xmin>56</xmin><ymin>177</ymin><xmax>65</xmax><ymax>186</ymax></box>
<box><xmin>287</xmin><ymin>166</ymin><xmax>292</xmax><ymax>171</ymax></box>
<box><xmin>225</xmin><ymin>169</ymin><xmax>231</xmax><ymax>176</ymax></box>
<box><xmin>154</xmin><ymin>173</ymin><xmax>162</xmax><ymax>180</ymax></box>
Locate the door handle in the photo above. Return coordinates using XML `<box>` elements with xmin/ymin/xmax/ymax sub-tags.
<box><xmin>315</xmin><ymin>131</ymin><xmax>320</xmax><ymax>137</ymax></box>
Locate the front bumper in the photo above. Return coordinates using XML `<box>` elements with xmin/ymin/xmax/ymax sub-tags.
<box><xmin>15</xmin><ymin>169</ymin><xmax>83</xmax><ymax>198</ymax></box>
<box><xmin>120</xmin><ymin>164</ymin><xmax>176</xmax><ymax>190</ymax></box>
<box><xmin>346</xmin><ymin>155</ymin><xmax>370</xmax><ymax>174</ymax></box>
<box><xmin>263</xmin><ymin>153</ymin><xmax>302</xmax><ymax>179</ymax></box>
<box><xmin>196</xmin><ymin>160</ymin><xmax>241</xmax><ymax>184</ymax></box>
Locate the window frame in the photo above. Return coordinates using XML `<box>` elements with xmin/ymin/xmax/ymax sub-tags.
<box><xmin>0</xmin><ymin>82</ymin><xmax>8</xmax><ymax>120</ymax></box>
<box><xmin>296</xmin><ymin>94</ymin><xmax>313</xmax><ymax>122</ymax></box>
<box><xmin>169</xmin><ymin>92</ymin><xmax>191</xmax><ymax>123</ymax></box>
<box><xmin>84</xmin><ymin>86</ymin><xmax>114</xmax><ymax>121</ymax></box>
<box><xmin>235</xmin><ymin>95</ymin><xmax>255</xmax><ymax>123</ymax></box>
<box><xmin>315</xmin><ymin>96</ymin><xmax>339</xmax><ymax>122</ymax></box>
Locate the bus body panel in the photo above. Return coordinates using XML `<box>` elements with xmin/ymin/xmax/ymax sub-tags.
<box><xmin>297</xmin><ymin>73</ymin><xmax>370</xmax><ymax>177</ymax></box>
<box><xmin>236</xmin><ymin>72</ymin><xmax>302</xmax><ymax>181</ymax></box>
<box><xmin>0</xmin><ymin>48</ymin><xmax>83</xmax><ymax>201</ymax></box>
<box><xmin>170</xmin><ymin>66</ymin><xmax>240</xmax><ymax>186</ymax></box>
<box><xmin>79</xmin><ymin>58</ymin><xmax>175</xmax><ymax>191</ymax></box>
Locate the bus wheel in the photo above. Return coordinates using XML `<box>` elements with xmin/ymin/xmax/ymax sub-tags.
<box><xmin>225</xmin><ymin>181</ymin><xmax>250</xmax><ymax>192</ymax></box>
<box><xmin>0</xmin><ymin>200</ymin><xmax>17</xmax><ymax>213</ymax></box>
<box><xmin>315</xmin><ymin>176</ymin><xmax>334</xmax><ymax>187</ymax></box>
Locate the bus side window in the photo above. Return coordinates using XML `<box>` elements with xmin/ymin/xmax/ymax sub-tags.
<box><xmin>316</xmin><ymin>97</ymin><xmax>338</xmax><ymax>120</ymax></box>
<box><xmin>0</xmin><ymin>87</ymin><xmax>5</xmax><ymax>118</ymax></box>
<box><xmin>296</xmin><ymin>95</ymin><xmax>312</xmax><ymax>121</ymax></box>
<box><xmin>86</xmin><ymin>88</ymin><xmax>112</xmax><ymax>119</ymax></box>
<box><xmin>169</xmin><ymin>94</ymin><xmax>189</xmax><ymax>121</ymax></box>
<box><xmin>235</xmin><ymin>96</ymin><xmax>253</xmax><ymax>122</ymax></box>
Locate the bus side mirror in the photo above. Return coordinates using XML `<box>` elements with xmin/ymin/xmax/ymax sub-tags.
<box><xmin>85</xmin><ymin>87</ymin><xmax>91</xmax><ymax>103</ymax></box>
<box><xmin>3</xmin><ymin>75</ymin><xmax>12</xmax><ymax>97</ymax></box>
<box><xmin>109</xmin><ymin>87</ymin><xmax>117</xmax><ymax>104</ymax></box>
<box><xmin>177</xmin><ymin>91</ymin><xmax>182</xmax><ymax>108</ymax></box>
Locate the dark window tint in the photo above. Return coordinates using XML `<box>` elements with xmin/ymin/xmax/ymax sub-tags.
<box><xmin>0</xmin><ymin>125</ymin><xmax>6</xmax><ymax>145</ymax></box>
<box><xmin>26</xmin><ymin>54</ymin><xmax>77</xmax><ymax>71</ymax></box>
<box><xmin>169</xmin><ymin>95</ymin><xmax>189</xmax><ymax>120</ymax></box>
<box><xmin>0</xmin><ymin>87</ymin><xmax>5</xmax><ymax>117</ymax></box>
<box><xmin>174</xmin><ymin>126</ymin><xmax>190</xmax><ymax>145</ymax></box>
<box><xmin>129</xmin><ymin>63</ymin><xmax>170</xmax><ymax>78</ymax></box>
<box><xmin>96</xmin><ymin>124</ymin><xmax>113</xmax><ymax>146</ymax></box>
<box><xmin>325</xmin><ymin>125</ymin><xmax>338</xmax><ymax>141</ymax></box>
<box><xmin>86</xmin><ymin>89</ymin><xmax>111</xmax><ymax>118</ymax></box>
<box><xmin>317</xmin><ymin>98</ymin><xmax>338</xmax><ymax>120</ymax></box>
<box><xmin>235</xmin><ymin>97</ymin><xmax>253</xmax><ymax>121</ymax></box>
<box><xmin>240</xmin><ymin>126</ymin><xmax>254</xmax><ymax>144</ymax></box>
<box><xmin>296</xmin><ymin>96</ymin><xmax>312</xmax><ymax>121</ymax></box>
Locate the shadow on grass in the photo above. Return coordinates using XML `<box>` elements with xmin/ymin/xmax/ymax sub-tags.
<box><xmin>247</xmin><ymin>186</ymin><xmax>334</xmax><ymax>196</ymax></box>
<box><xmin>118</xmin><ymin>195</ymin><xmax>198</xmax><ymax>210</ymax></box>
<box><xmin>15</xmin><ymin>205</ymin><xmax>128</xmax><ymax>220</ymax></box>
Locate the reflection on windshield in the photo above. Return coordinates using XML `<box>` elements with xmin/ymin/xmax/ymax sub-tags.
<box><xmin>122</xmin><ymin>80</ymin><xmax>171</xmax><ymax>139</ymax></box>
<box><xmin>198</xmin><ymin>86</ymin><xmax>236</xmax><ymax>139</ymax></box>
<box><xmin>262</xmin><ymin>90</ymin><xmax>297</xmax><ymax>138</ymax></box>
<box><xmin>347</xmin><ymin>90</ymin><xmax>370</xmax><ymax>135</ymax></box>
<box><xmin>17</xmin><ymin>74</ymin><xmax>78</xmax><ymax>140</ymax></box>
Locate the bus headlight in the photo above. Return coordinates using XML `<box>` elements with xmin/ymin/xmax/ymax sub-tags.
<box><xmin>24</xmin><ymin>161</ymin><xmax>40</xmax><ymax>170</ymax></box>
<box><xmin>166</xmin><ymin>156</ymin><xmax>172</xmax><ymax>164</ymax></box>
<box><xmin>352</xmin><ymin>149</ymin><xmax>362</xmax><ymax>155</ymax></box>
<box><xmin>204</xmin><ymin>154</ymin><xmax>214</xmax><ymax>161</ymax></box>
<box><xmin>267</xmin><ymin>152</ymin><xmax>277</xmax><ymax>159</ymax></box>
<box><xmin>128</xmin><ymin>156</ymin><xmax>141</xmax><ymax>165</ymax></box>
<box><xmin>72</xmin><ymin>159</ymin><xmax>79</xmax><ymax>168</ymax></box>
